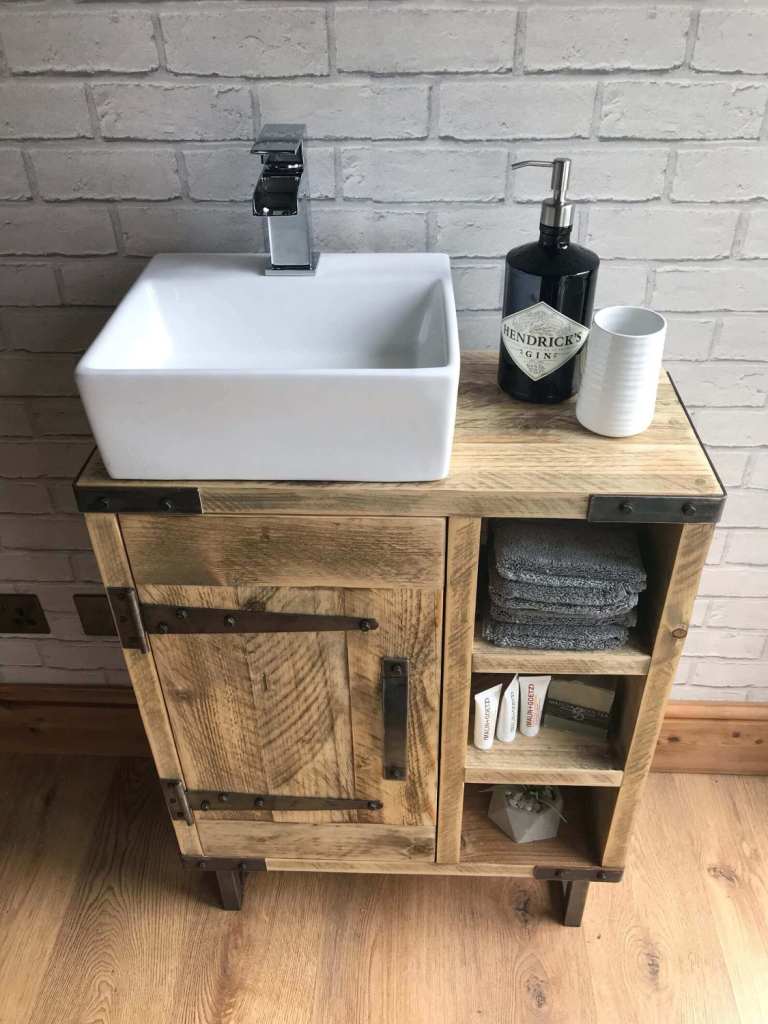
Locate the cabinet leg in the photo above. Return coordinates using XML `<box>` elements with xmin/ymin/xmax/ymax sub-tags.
<box><xmin>215</xmin><ymin>868</ymin><xmax>245</xmax><ymax>911</ymax></box>
<box><xmin>561</xmin><ymin>880</ymin><xmax>590</xmax><ymax>927</ymax></box>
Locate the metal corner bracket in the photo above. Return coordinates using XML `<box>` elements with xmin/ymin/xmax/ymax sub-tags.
<box><xmin>74</xmin><ymin>485</ymin><xmax>202</xmax><ymax>515</ymax></box>
<box><xmin>533</xmin><ymin>866</ymin><xmax>623</xmax><ymax>883</ymax></box>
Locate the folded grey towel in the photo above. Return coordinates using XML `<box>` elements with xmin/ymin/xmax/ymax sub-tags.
<box><xmin>492</xmin><ymin>520</ymin><xmax>647</xmax><ymax>590</ymax></box>
<box><xmin>488</xmin><ymin>597</ymin><xmax>638</xmax><ymax>628</ymax></box>
<box><xmin>489</xmin><ymin>560</ymin><xmax>640</xmax><ymax>612</ymax></box>
<box><xmin>482</xmin><ymin>616</ymin><xmax>629</xmax><ymax>651</ymax></box>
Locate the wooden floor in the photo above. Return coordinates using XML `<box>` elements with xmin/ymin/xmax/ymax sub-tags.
<box><xmin>1</xmin><ymin>756</ymin><xmax>767</xmax><ymax>1024</ymax></box>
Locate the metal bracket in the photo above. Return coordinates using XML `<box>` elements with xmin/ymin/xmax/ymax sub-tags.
<box><xmin>588</xmin><ymin>494</ymin><xmax>725</xmax><ymax>525</ymax></box>
<box><xmin>533</xmin><ymin>866</ymin><xmax>624</xmax><ymax>883</ymax></box>
<box><xmin>141</xmin><ymin>604</ymin><xmax>378</xmax><ymax>636</ymax></box>
<box><xmin>381</xmin><ymin>657</ymin><xmax>409</xmax><ymax>781</ymax></box>
<box><xmin>181</xmin><ymin>856</ymin><xmax>267</xmax><ymax>873</ymax></box>
<box><xmin>106</xmin><ymin>587</ymin><xmax>147</xmax><ymax>653</ymax></box>
<box><xmin>187</xmin><ymin>790</ymin><xmax>383</xmax><ymax>813</ymax></box>
<box><xmin>160</xmin><ymin>779</ymin><xmax>383</xmax><ymax>820</ymax></box>
<box><xmin>161</xmin><ymin>778</ymin><xmax>194</xmax><ymax>826</ymax></box>
<box><xmin>75</xmin><ymin>485</ymin><xmax>202</xmax><ymax>515</ymax></box>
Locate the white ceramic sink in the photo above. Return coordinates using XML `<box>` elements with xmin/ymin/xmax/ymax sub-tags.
<box><xmin>76</xmin><ymin>253</ymin><xmax>460</xmax><ymax>481</ymax></box>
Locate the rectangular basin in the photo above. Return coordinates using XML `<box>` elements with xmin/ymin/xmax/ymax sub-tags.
<box><xmin>76</xmin><ymin>253</ymin><xmax>460</xmax><ymax>481</ymax></box>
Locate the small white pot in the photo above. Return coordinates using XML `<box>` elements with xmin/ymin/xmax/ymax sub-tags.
<box><xmin>576</xmin><ymin>306</ymin><xmax>667</xmax><ymax>438</ymax></box>
<box><xmin>488</xmin><ymin>785</ymin><xmax>564</xmax><ymax>843</ymax></box>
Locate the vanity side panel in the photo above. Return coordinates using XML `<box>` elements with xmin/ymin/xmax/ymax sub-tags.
<box><xmin>599</xmin><ymin>523</ymin><xmax>714</xmax><ymax>866</ymax></box>
<box><xmin>436</xmin><ymin>517</ymin><xmax>482</xmax><ymax>863</ymax></box>
<box><xmin>84</xmin><ymin>514</ymin><xmax>203</xmax><ymax>857</ymax></box>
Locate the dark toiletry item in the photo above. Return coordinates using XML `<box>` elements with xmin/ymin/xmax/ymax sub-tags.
<box><xmin>545</xmin><ymin>677</ymin><xmax>616</xmax><ymax>737</ymax></box>
<box><xmin>498</xmin><ymin>158</ymin><xmax>599</xmax><ymax>404</ymax></box>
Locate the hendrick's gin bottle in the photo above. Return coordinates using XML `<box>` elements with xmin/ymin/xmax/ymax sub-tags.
<box><xmin>498</xmin><ymin>158</ymin><xmax>599</xmax><ymax>404</ymax></box>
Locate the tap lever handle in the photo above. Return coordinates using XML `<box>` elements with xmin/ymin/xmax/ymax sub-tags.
<box><xmin>251</xmin><ymin>124</ymin><xmax>305</xmax><ymax>166</ymax></box>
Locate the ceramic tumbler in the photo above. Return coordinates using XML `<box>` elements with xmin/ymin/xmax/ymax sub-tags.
<box><xmin>576</xmin><ymin>306</ymin><xmax>667</xmax><ymax>438</ymax></box>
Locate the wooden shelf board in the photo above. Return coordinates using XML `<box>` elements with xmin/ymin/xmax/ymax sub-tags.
<box><xmin>460</xmin><ymin>785</ymin><xmax>598</xmax><ymax>869</ymax></box>
<box><xmin>472</xmin><ymin>629</ymin><xmax>652</xmax><ymax>675</ymax></box>
<box><xmin>465</xmin><ymin>723</ymin><xmax>624</xmax><ymax>787</ymax></box>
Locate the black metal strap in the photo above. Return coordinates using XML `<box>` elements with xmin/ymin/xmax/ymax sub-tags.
<box><xmin>534</xmin><ymin>866</ymin><xmax>623</xmax><ymax>883</ymax></box>
<box><xmin>181</xmin><ymin>856</ymin><xmax>267</xmax><ymax>872</ymax></box>
<box><xmin>75</xmin><ymin>485</ymin><xmax>202</xmax><ymax>515</ymax></box>
<box><xmin>187</xmin><ymin>790</ymin><xmax>383</xmax><ymax>813</ymax></box>
<box><xmin>142</xmin><ymin>605</ymin><xmax>378</xmax><ymax>636</ymax></box>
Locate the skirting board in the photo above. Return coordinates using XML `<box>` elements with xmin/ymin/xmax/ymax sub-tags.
<box><xmin>1</xmin><ymin>686</ymin><xmax>766</xmax><ymax>775</ymax></box>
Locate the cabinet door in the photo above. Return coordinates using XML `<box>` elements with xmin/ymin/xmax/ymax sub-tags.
<box><xmin>120</xmin><ymin>514</ymin><xmax>445</xmax><ymax>864</ymax></box>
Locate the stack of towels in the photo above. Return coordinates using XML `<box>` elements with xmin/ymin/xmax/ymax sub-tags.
<box><xmin>483</xmin><ymin>519</ymin><xmax>647</xmax><ymax>651</ymax></box>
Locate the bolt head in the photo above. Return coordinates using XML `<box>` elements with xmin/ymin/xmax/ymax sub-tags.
<box><xmin>160</xmin><ymin>497</ymin><xmax>175</xmax><ymax>512</ymax></box>
<box><xmin>682</xmin><ymin>502</ymin><xmax>697</xmax><ymax>517</ymax></box>
<box><xmin>97</xmin><ymin>496</ymin><xmax>111</xmax><ymax>511</ymax></box>
<box><xmin>225</xmin><ymin>615</ymin><xmax>236</xmax><ymax>627</ymax></box>
<box><xmin>200</xmin><ymin>799</ymin><xmax>211</xmax><ymax>811</ymax></box>
<box><xmin>175</xmin><ymin>607</ymin><xmax>189</xmax><ymax>620</ymax></box>
<box><xmin>253</xmin><ymin>797</ymin><xmax>265</xmax><ymax>808</ymax></box>
<box><xmin>218</xmin><ymin>792</ymin><xmax>229</xmax><ymax>803</ymax></box>
<box><xmin>619</xmin><ymin>502</ymin><xmax>633</xmax><ymax>515</ymax></box>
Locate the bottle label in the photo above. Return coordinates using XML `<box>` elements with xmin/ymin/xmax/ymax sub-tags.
<box><xmin>501</xmin><ymin>301</ymin><xmax>589</xmax><ymax>382</ymax></box>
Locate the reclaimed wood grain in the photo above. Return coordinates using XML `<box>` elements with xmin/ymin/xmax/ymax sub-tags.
<box><xmin>464</xmin><ymin>723</ymin><xmax>624</xmax><ymax>787</ymax></box>
<box><xmin>121</xmin><ymin>514</ymin><xmax>446</xmax><ymax>588</ymax></box>
<box><xmin>436</xmin><ymin>517</ymin><xmax>481</xmax><ymax>864</ymax></box>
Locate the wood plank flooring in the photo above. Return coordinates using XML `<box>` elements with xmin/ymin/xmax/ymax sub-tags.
<box><xmin>0</xmin><ymin>755</ymin><xmax>766</xmax><ymax>1024</ymax></box>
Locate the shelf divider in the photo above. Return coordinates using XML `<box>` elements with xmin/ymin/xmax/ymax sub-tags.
<box><xmin>472</xmin><ymin>629</ymin><xmax>651</xmax><ymax>675</ymax></box>
<box><xmin>465</xmin><ymin>722</ymin><xmax>623</xmax><ymax>787</ymax></box>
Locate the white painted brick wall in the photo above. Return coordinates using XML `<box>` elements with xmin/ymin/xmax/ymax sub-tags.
<box><xmin>31</xmin><ymin>148</ymin><xmax>181</xmax><ymax>201</ymax></box>
<box><xmin>93</xmin><ymin>84</ymin><xmax>253</xmax><ymax>141</ymax></box>
<box><xmin>1</xmin><ymin>10</ymin><xmax>158</xmax><ymax>74</ymax></box>
<box><xmin>160</xmin><ymin>8</ymin><xmax>328</xmax><ymax>78</ymax></box>
<box><xmin>335</xmin><ymin>7</ymin><xmax>517</xmax><ymax>73</ymax></box>
<box><xmin>258</xmin><ymin>82</ymin><xmax>429</xmax><ymax>139</ymax></box>
<box><xmin>0</xmin><ymin>1</ymin><xmax>766</xmax><ymax>700</ymax></box>
<box><xmin>525</xmin><ymin>7</ymin><xmax>690</xmax><ymax>72</ymax></box>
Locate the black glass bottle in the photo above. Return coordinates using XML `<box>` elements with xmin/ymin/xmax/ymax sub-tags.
<box><xmin>497</xmin><ymin>159</ymin><xmax>599</xmax><ymax>404</ymax></box>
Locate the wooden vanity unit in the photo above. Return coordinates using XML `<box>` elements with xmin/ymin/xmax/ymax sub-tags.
<box><xmin>75</xmin><ymin>352</ymin><xmax>724</xmax><ymax>925</ymax></box>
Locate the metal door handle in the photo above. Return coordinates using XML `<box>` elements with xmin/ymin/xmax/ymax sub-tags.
<box><xmin>381</xmin><ymin>657</ymin><xmax>409</xmax><ymax>781</ymax></box>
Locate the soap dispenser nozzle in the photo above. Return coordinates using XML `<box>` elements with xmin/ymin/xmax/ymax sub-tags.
<box><xmin>509</xmin><ymin>157</ymin><xmax>573</xmax><ymax>230</ymax></box>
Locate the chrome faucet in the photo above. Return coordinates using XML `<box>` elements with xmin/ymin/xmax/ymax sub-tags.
<box><xmin>251</xmin><ymin>123</ymin><xmax>315</xmax><ymax>275</ymax></box>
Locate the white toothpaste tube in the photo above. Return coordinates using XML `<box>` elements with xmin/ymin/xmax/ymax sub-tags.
<box><xmin>518</xmin><ymin>675</ymin><xmax>552</xmax><ymax>738</ymax></box>
<box><xmin>496</xmin><ymin>676</ymin><xmax>519</xmax><ymax>743</ymax></box>
<box><xmin>473</xmin><ymin>682</ymin><xmax>502</xmax><ymax>750</ymax></box>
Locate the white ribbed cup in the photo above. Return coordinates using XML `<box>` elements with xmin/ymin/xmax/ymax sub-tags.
<box><xmin>576</xmin><ymin>306</ymin><xmax>667</xmax><ymax>438</ymax></box>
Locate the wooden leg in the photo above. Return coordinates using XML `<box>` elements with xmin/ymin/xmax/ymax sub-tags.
<box><xmin>562</xmin><ymin>880</ymin><xmax>590</xmax><ymax>927</ymax></box>
<box><xmin>215</xmin><ymin>868</ymin><xmax>245</xmax><ymax>911</ymax></box>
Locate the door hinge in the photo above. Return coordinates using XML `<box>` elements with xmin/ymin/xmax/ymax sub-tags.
<box><xmin>106</xmin><ymin>586</ymin><xmax>148</xmax><ymax>653</ymax></box>
<box><xmin>105</xmin><ymin>590</ymin><xmax>380</xmax><ymax>650</ymax></box>
<box><xmin>141</xmin><ymin>604</ymin><xmax>379</xmax><ymax>637</ymax></box>
<box><xmin>533</xmin><ymin>866</ymin><xmax>623</xmax><ymax>883</ymax></box>
<box><xmin>162</xmin><ymin>778</ymin><xmax>194</xmax><ymax>826</ymax></box>
<box><xmin>160</xmin><ymin>778</ymin><xmax>383</xmax><ymax>823</ymax></box>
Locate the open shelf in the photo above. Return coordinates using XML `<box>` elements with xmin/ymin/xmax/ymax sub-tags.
<box><xmin>460</xmin><ymin>785</ymin><xmax>599</xmax><ymax>869</ymax></box>
<box><xmin>472</xmin><ymin>627</ymin><xmax>652</xmax><ymax>675</ymax></box>
<box><xmin>465</xmin><ymin>721</ymin><xmax>623</xmax><ymax>787</ymax></box>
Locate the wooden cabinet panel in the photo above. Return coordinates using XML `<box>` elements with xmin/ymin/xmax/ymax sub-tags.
<box><xmin>120</xmin><ymin>514</ymin><xmax>445</xmax><ymax>589</ymax></box>
<box><xmin>124</xmin><ymin>515</ymin><xmax>445</xmax><ymax>862</ymax></box>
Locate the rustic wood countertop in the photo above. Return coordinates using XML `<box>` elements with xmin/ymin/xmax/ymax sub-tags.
<box><xmin>76</xmin><ymin>352</ymin><xmax>724</xmax><ymax>519</ymax></box>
